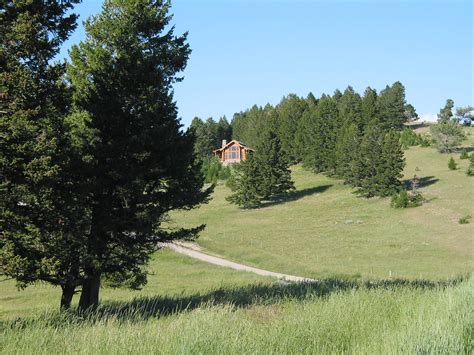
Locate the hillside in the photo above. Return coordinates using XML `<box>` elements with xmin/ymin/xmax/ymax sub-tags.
<box><xmin>2</xmin><ymin>126</ymin><xmax>472</xmax><ymax>354</ymax></box>
<box><xmin>2</xmin><ymin>276</ymin><xmax>471</xmax><ymax>353</ymax></box>
<box><xmin>170</xmin><ymin>126</ymin><xmax>474</xmax><ymax>280</ymax></box>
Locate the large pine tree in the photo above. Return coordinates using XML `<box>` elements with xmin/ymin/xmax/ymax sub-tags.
<box><xmin>276</xmin><ymin>94</ymin><xmax>307</xmax><ymax>163</ymax></box>
<box><xmin>65</xmin><ymin>0</ymin><xmax>211</xmax><ymax>310</ymax></box>
<box><xmin>334</xmin><ymin>122</ymin><xmax>360</xmax><ymax>182</ymax></box>
<box><xmin>352</xmin><ymin>121</ymin><xmax>405</xmax><ymax>197</ymax></box>
<box><xmin>377</xmin><ymin>81</ymin><xmax>407</xmax><ymax>130</ymax></box>
<box><xmin>360</xmin><ymin>87</ymin><xmax>378</xmax><ymax>128</ymax></box>
<box><xmin>0</xmin><ymin>0</ymin><xmax>89</xmax><ymax>310</ymax></box>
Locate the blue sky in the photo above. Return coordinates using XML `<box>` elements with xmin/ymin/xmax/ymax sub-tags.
<box><xmin>60</xmin><ymin>0</ymin><xmax>473</xmax><ymax>126</ymax></box>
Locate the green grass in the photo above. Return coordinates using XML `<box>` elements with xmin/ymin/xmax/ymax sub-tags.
<box><xmin>1</xmin><ymin>126</ymin><xmax>473</xmax><ymax>353</ymax></box>
<box><xmin>1</xmin><ymin>276</ymin><xmax>472</xmax><ymax>354</ymax></box>
<box><xmin>169</xmin><ymin>127</ymin><xmax>474</xmax><ymax>280</ymax></box>
<box><xmin>0</xmin><ymin>249</ymin><xmax>270</xmax><ymax>320</ymax></box>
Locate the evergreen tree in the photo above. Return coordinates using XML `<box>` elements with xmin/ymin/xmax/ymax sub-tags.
<box><xmin>306</xmin><ymin>92</ymin><xmax>318</xmax><ymax>107</ymax></box>
<box><xmin>255</xmin><ymin>128</ymin><xmax>294</xmax><ymax>198</ymax></box>
<box><xmin>466</xmin><ymin>154</ymin><xmax>474</xmax><ymax>176</ymax></box>
<box><xmin>404</xmin><ymin>104</ymin><xmax>418</xmax><ymax>122</ymax></box>
<box><xmin>352</xmin><ymin>121</ymin><xmax>405</xmax><ymax>197</ymax></box>
<box><xmin>0</xmin><ymin>0</ymin><xmax>88</xmax><ymax>310</ymax></box>
<box><xmin>297</xmin><ymin>95</ymin><xmax>338</xmax><ymax>173</ymax></box>
<box><xmin>67</xmin><ymin>0</ymin><xmax>211</xmax><ymax>310</ymax></box>
<box><xmin>337</xmin><ymin>86</ymin><xmax>362</xmax><ymax>129</ymax></box>
<box><xmin>454</xmin><ymin>106</ymin><xmax>474</xmax><ymax>125</ymax></box>
<box><xmin>334</xmin><ymin>122</ymin><xmax>360</xmax><ymax>182</ymax></box>
<box><xmin>376</xmin><ymin>130</ymin><xmax>405</xmax><ymax>196</ymax></box>
<box><xmin>276</xmin><ymin>94</ymin><xmax>307</xmax><ymax>163</ymax></box>
<box><xmin>332</xmin><ymin>89</ymin><xmax>343</xmax><ymax>103</ymax></box>
<box><xmin>231</xmin><ymin>105</ymin><xmax>266</xmax><ymax>148</ymax></box>
<box><xmin>226</xmin><ymin>154</ymin><xmax>262</xmax><ymax>208</ymax></box>
<box><xmin>448</xmin><ymin>157</ymin><xmax>457</xmax><ymax>170</ymax></box>
<box><xmin>430</xmin><ymin>121</ymin><xmax>465</xmax><ymax>153</ymax></box>
<box><xmin>351</xmin><ymin>121</ymin><xmax>383</xmax><ymax>197</ymax></box>
<box><xmin>437</xmin><ymin>99</ymin><xmax>454</xmax><ymax>123</ymax></box>
<box><xmin>377</xmin><ymin>81</ymin><xmax>407</xmax><ymax>130</ymax></box>
<box><xmin>361</xmin><ymin>87</ymin><xmax>378</xmax><ymax>128</ymax></box>
<box><xmin>216</xmin><ymin>115</ymin><xmax>232</xmax><ymax>144</ymax></box>
<box><xmin>227</xmin><ymin>126</ymin><xmax>293</xmax><ymax>208</ymax></box>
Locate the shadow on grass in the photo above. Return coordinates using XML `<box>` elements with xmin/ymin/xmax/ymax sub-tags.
<box><xmin>2</xmin><ymin>276</ymin><xmax>468</xmax><ymax>329</ymax></box>
<box><xmin>454</xmin><ymin>146</ymin><xmax>474</xmax><ymax>153</ymax></box>
<box><xmin>259</xmin><ymin>184</ymin><xmax>333</xmax><ymax>208</ymax></box>
<box><xmin>91</xmin><ymin>276</ymin><xmax>466</xmax><ymax>322</ymax></box>
<box><xmin>403</xmin><ymin>176</ymin><xmax>439</xmax><ymax>190</ymax></box>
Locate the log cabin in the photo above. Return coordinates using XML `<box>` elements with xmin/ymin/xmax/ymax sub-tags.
<box><xmin>213</xmin><ymin>140</ymin><xmax>254</xmax><ymax>165</ymax></box>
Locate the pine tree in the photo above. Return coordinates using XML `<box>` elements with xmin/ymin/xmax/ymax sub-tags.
<box><xmin>466</xmin><ymin>154</ymin><xmax>474</xmax><ymax>176</ymax></box>
<box><xmin>352</xmin><ymin>121</ymin><xmax>383</xmax><ymax>197</ymax></box>
<box><xmin>226</xmin><ymin>154</ymin><xmax>263</xmax><ymax>208</ymax></box>
<box><xmin>334</xmin><ymin>122</ymin><xmax>360</xmax><ymax>183</ymax></box>
<box><xmin>361</xmin><ymin>87</ymin><xmax>378</xmax><ymax>128</ymax></box>
<box><xmin>216</xmin><ymin>116</ymin><xmax>232</xmax><ymax>143</ymax></box>
<box><xmin>192</xmin><ymin>117</ymin><xmax>219</xmax><ymax>160</ymax></box>
<box><xmin>276</xmin><ymin>94</ymin><xmax>307</xmax><ymax>163</ymax></box>
<box><xmin>315</xmin><ymin>95</ymin><xmax>338</xmax><ymax>173</ymax></box>
<box><xmin>256</xmin><ymin>129</ymin><xmax>294</xmax><ymax>199</ymax></box>
<box><xmin>375</xmin><ymin>130</ymin><xmax>405</xmax><ymax>196</ymax></box>
<box><xmin>352</xmin><ymin>123</ymin><xmax>405</xmax><ymax>197</ymax></box>
<box><xmin>377</xmin><ymin>82</ymin><xmax>407</xmax><ymax>130</ymax></box>
<box><xmin>0</xmin><ymin>0</ymin><xmax>88</xmax><ymax>310</ymax></box>
<box><xmin>437</xmin><ymin>99</ymin><xmax>454</xmax><ymax>123</ymax></box>
<box><xmin>67</xmin><ymin>0</ymin><xmax>211</xmax><ymax>310</ymax></box>
<box><xmin>227</xmin><ymin>126</ymin><xmax>294</xmax><ymax>208</ymax></box>
<box><xmin>448</xmin><ymin>157</ymin><xmax>457</xmax><ymax>170</ymax></box>
<box><xmin>430</xmin><ymin>120</ymin><xmax>465</xmax><ymax>153</ymax></box>
<box><xmin>337</xmin><ymin>86</ymin><xmax>362</xmax><ymax>129</ymax></box>
<box><xmin>231</xmin><ymin>105</ymin><xmax>266</xmax><ymax>149</ymax></box>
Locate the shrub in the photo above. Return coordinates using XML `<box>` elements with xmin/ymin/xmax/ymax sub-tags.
<box><xmin>400</xmin><ymin>128</ymin><xmax>421</xmax><ymax>149</ymax></box>
<box><xmin>458</xmin><ymin>215</ymin><xmax>471</xmax><ymax>224</ymax></box>
<box><xmin>448</xmin><ymin>157</ymin><xmax>457</xmax><ymax>170</ymax></box>
<box><xmin>459</xmin><ymin>150</ymin><xmax>469</xmax><ymax>159</ymax></box>
<box><xmin>467</xmin><ymin>155</ymin><xmax>474</xmax><ymax>176</ymax></box>
<box><xmin>201</xmin><ymin>157</ymin><xmax>231</xmax><ymax>184</ymax></box>
<box><xmin>430</xmin><ymin>121</ymin><xmax>465</xmax><ymax>153</ymax></box>
<box><xmin>391</xmin><ymin>189</ymin><xmax>423</xmax><ymax>209</ymax></box>
<box><xmin>391</xmin><ymin>189</ymin><xmax>410</xmax><ymax>208</ymax></box>
<box><xmin>419</xmin><ymin>134</ymin><xmax>432</xmax><ymax>147</ymax></box>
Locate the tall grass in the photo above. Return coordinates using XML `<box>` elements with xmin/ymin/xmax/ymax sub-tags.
<box><xmin>2</xmin><ymin>276</ymin><xmax>472</xmax><ymax>354</ymax></box>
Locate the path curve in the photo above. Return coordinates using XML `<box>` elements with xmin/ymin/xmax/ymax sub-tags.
<box><xmin>167</xmin><ymin>243</ymin><xmax>315</xmax><ymax>283</ymax></box>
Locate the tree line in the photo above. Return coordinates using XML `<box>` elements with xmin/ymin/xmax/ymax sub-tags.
<box><xmin>192</xmin><ymin>83</ymin><xmax>416</xmax><ymax>206</ymax></box>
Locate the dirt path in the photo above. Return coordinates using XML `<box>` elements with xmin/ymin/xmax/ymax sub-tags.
<box><xmin>167</xmin><ymin>243</ymin><xmax>315</xmax><ymax>283</ymax></box>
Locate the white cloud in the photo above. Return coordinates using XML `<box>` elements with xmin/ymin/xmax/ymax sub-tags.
<box><xmin>419</xmin><ymin>113</ymin><xmax>438</xmax><ymax>122</ymax></box>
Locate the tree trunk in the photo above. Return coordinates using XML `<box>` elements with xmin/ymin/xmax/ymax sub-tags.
<box><xmin>60</xmin><ymin>283</ymin><xmax>76</xmax><ymax>310</ymax></box>
<box><xmin>78</xmin><ymin>272</ymin><xmax>101</xmax><ymax>311</ymax></box>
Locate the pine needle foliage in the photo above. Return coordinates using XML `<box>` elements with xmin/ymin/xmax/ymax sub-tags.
<box><xmin>227</xmin><ymin>128</ymin><xmax>294</xmax><ymax>208</ymax></box>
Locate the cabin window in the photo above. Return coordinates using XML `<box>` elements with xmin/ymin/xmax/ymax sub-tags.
<box><xmin>229</xmin><ymin>145</ymin><xmax>238</xmax><ymax>159</ymax></box>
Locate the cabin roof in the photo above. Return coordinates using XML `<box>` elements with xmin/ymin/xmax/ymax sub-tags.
<box><xmin>213</xmin><ymin>139</ymin><xmax>255</xmax><ymax>153</ymax></box>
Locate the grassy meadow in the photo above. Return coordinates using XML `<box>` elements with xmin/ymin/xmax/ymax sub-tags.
<box><xmin>1</xmin><ymin>125</ymin><xmax>473</xmax><ymax>354</ymax></box>
<box><xmin>1</xmin><ymin>276</ymin><xmax>472</xmax><ymax>353</ymax></box>
<box><xmin>0</xmin><ymin>250</ymin><xmax>270</xmax><ymax>320</ymax></box>
<box><xmin>169</xmin><ymin>126</ymin><xmax>474</xmax><ymax>280</ymax></box>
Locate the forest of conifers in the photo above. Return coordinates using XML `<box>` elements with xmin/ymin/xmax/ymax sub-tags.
<box><xmin>191</xmin><ymin>82</ymin><xmax>415</xmax><ymax>197</ymax></box>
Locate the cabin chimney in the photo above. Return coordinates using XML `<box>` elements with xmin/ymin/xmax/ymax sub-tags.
<box><xmin>222</xmin><ymin>139</ymin><xmax>227</xmax><ymax>148</ymax></box>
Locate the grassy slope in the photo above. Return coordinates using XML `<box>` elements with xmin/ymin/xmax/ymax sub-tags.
<box><xmin>1</xmin><ymin>126</ymin><xmax>472</xmax><ymax>354</ymax></box>
<box><xmin>1</xmin><ymin>277</ymin><xmax>472</xmax><ymax>354</ymax></box>
<box><xmin>0</xmin><ymin>249</ymin><xmax>270</xmax><ymax>319</ymax></box>
<box><xmin>170</xmin><ymin>127</ymin><xmax>474</xmax><ymax>280</ymax></box>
